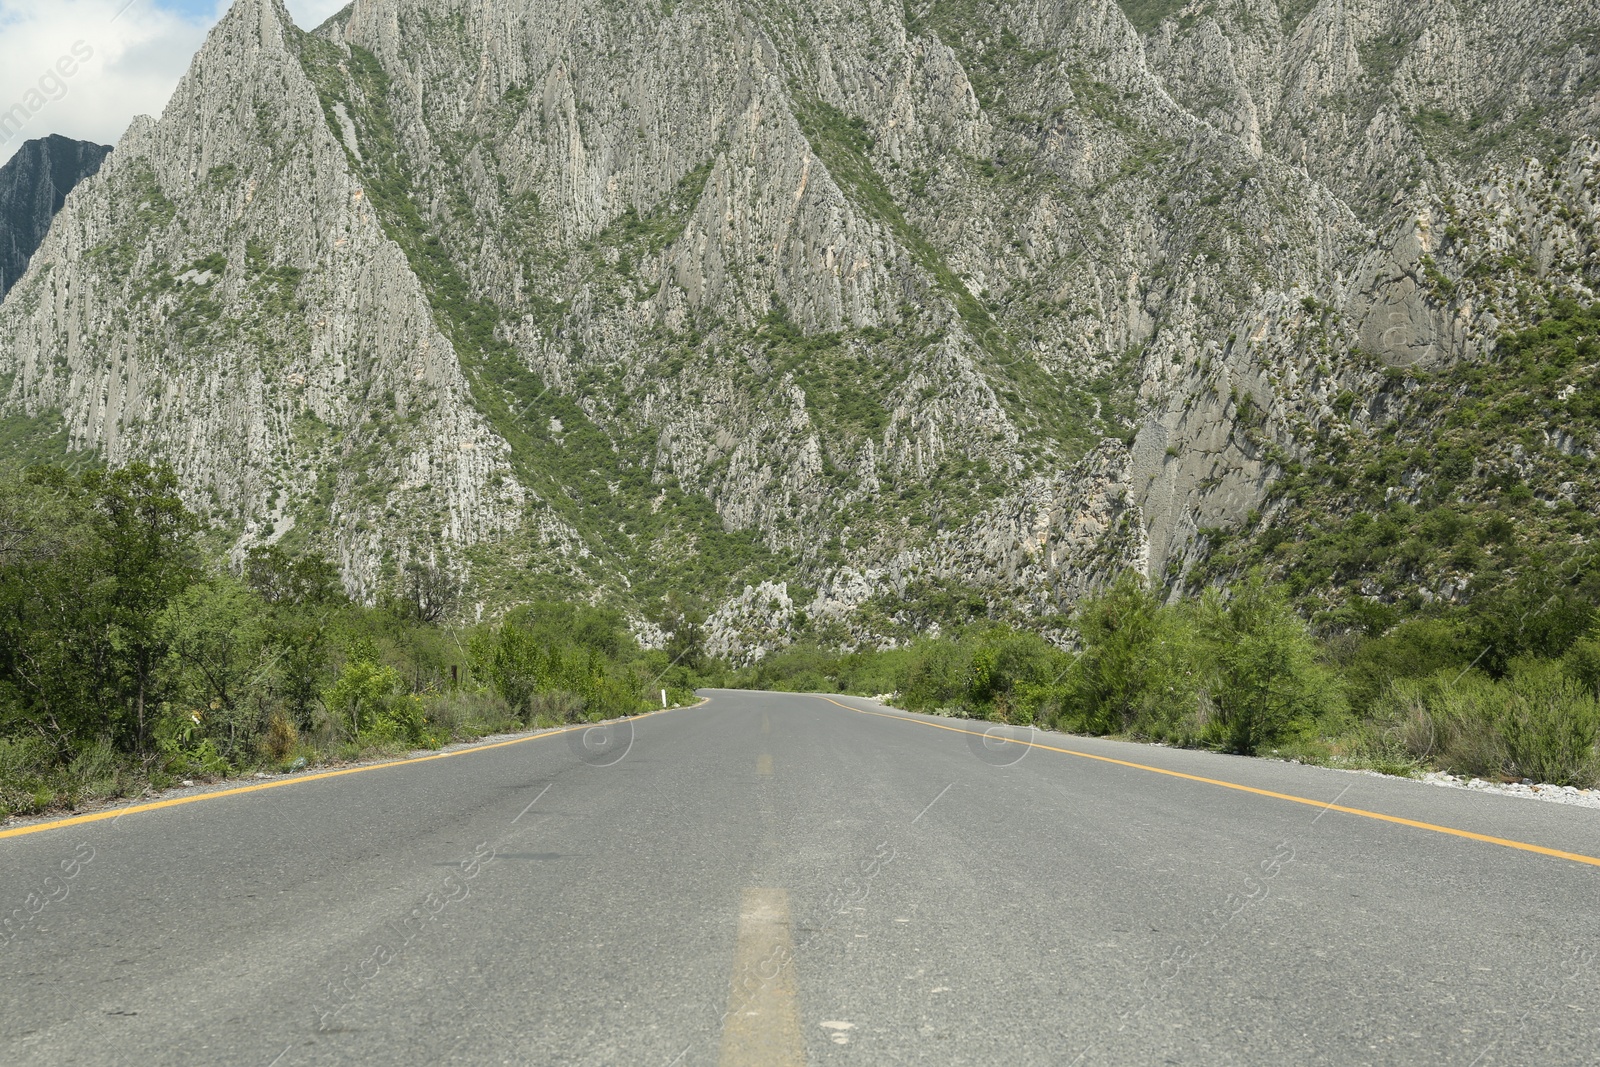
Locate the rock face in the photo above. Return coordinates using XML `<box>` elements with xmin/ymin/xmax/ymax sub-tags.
<box><xmin>0</xmin><ymin>136</ymin><xmax>112</xmax><ymax>299</ymax></box>
<box><xmin>0</xmin><ymin>0</ymin><xmax>1596</xmax><ymax>644</ymax></box>
<box><xmin>0</xmin><ymin>3</ymin><xmax>533</xmax><ymax>598</ymax></box>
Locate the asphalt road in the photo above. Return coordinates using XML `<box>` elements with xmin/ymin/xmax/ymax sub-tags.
<box><xmin>2</xmin><ymin>690</ymin><xmax>1598</xmax><ymax>1066</ymax></box>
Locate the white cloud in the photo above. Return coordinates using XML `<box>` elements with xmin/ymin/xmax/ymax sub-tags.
<box><xmin>0</xmin><ymin>0</ymin><xmax>352</xmax><ymax>166</ymax></box>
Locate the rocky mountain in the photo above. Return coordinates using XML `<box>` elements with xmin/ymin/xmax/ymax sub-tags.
<box><xmin>0</xmin><ymin>0</ymin><xmax>1596</xmax><ymax>653</ymax></box>
<box><xmin>0</xmin><ymin>135</ymin><xmax>112</xmax><ymax>300</ymax></box>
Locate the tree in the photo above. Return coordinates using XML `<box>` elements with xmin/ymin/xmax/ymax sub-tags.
<box><xmin>0</xmin><ymin>464</ymin><xmax>197</xmax><ymax>755</ymax></box>
<box><xmin>1198</xmin><ymin>575</ymin><xmax>1344</xmax><ymax>754</ymax></box>
<box><xmin>0</xmin><ymin>472</ymin><xmax>100</xmax><ymax>752</ymax></box>
<box><xmin>962</xmin><ymin>627</ymin><xmax>1064</xmax><ymax>723</ymax></box>
<box><xmin>1465</xmin><ymin>549</ymin><xmax>1600</xmax><ymax>677</ymax></box>
<box><xmin>269</xmin><ymin>609</ymin><xmax>335</xmax><ymax>731</ymax></box>
<box><xmin>159</xmin><ymin>578</ymin><xmax>273</xmax><ymax>763</ymax></box>
<box><xmin>238</xmin><ymin>544</ymin><xmax>346</xmax><ymax>730</ymax></box>
<box><xmin>896</xmin><ymin>637</ymin><xmax>964</xmax><ymax>711</ymax></box>
<box><xmin>245</xmin><ymin>544</ymin><xmax>344</xmax><ymax>606</ymax></box>
<box><xmin>322</xmin><ymin>658</ymin><xmax>403</xmax><ymax>739</ymax></box>
<box><xmin>468</xmin><ymin>620</ymin><xmax>549</xmax><ymax>713</ymax></box>
<box><xmin>1064</xmin><ymin>573</ymin><xmax>1171</xmax><ymax>734</ymax></box>
<box><xmin>85</xmin><ymin>463</ymin><xmax>200</xmax><ymax>751</ymax></box>
<box><xmin>397</xmin><ymin>557</ymin><xmax>457</xmax><ymax>624</ymax></box>
<box><xmin>662</xmin><ymin>594</ymin><xmax>707</xmax><ymax>673</ymax></box>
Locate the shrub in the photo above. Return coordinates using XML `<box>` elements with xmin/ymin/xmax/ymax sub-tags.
<box><xmin>1336</xmin><ymin>616</ymin><xmax>1473</xmax><ymax>716</ymax></box>
<box><xmin>962</xmin><ymin>628</ymin><xmax>1064</xmax><ymax>721</ymax></box>
<box><xmin>469</xmin><ymin>621</ymin><xmax>547</xmax><ymax>710</ymax></box>
<box><xmin>1373</xmin><ymin>671</ymin><xmax>1507</xmax><ymax>777</ymax></box>
<box><xmin>1561</xmin><ymin>627</ymin><xmax>1600</xmax><ymax>695</ymax></box>
<box><xmin>893</xmin><ymin>639</ymin><xmax>962</xmax><ymax>711</ymax></box>
<box><xmin>264</xmin><ymin>712</ymin><xmax>300</xmax><ymax>761</ymax></box>
<box><xmin>889</xmin><ymin>627</ymin><xmax>1070</xmax><ymax>719</ymax></box>
<box><xmin>424</xmin><ymin>690</ymin><xmax>518</xmax><ymax>739</ymax></box>
<box><xmin>66</xmin><ymin>739</ymin><xmax>134</xmax><ymax>801</ymax></box>
<box><xmin>1058</xmin><ymin>578</ymin><xmax>1283</xmax><ymax>746</ymax></box>
<box><xmin>322</xmin><ymin>659</ymin><xmax>403</xmax><ymax>740</ymax></box>
<box><xmin>154</xmin><ymin>705</ymin><xmax>233</xmax><ymax>779</ymax></box>
<box><xmin>527</xmin><ymin>690</ymin><xmax>585</xmax><ymax>727</ymax></box>
<box><xmin>159</xmin><ymin>577</ymin><xmax>273</xmax><ymax>764</ymax></box>
<box><xmin>0</xmin><ymin>736</ymin><xmax>58</xmax><ymax>816</ymax></box>
<box><xmin>1197</xmin><ymin>577</ymin><xmax>1345</xmax><ymax>754</ymax></box>
<box><xmin>1369</xmin><ymin>664</ymin><xmax>1600</xmax><ymax>786</ymax></box>
<box><xmin>1499</xmin><ymin>661</ymin><xmax>1600</xmax><ymax>786</ymax></box>
<box><xmin>360</xmin><ymin>693</ymin><xmax>432</xmax><ymax>749</ymax></box>
<box><xmin>1060</xmin><ymin>574</ymin><xmax>1183</xmax><ymax>735</ymax></box>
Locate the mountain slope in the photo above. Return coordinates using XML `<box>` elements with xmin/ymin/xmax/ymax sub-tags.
<box><xmin>1</xmin><ymin>0</ymin><xmax>1596</xmax><ymax>647</ymax></box>
<box><xmin>0</xmin><ymin>1</ymin><xmax>535</xmax><ymax>597</ymax></box>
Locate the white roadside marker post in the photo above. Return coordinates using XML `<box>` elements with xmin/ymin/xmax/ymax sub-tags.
<box><xmin>661</xmin><ymin>689</ymin><xmax>668</xmax><ymax>709</ymax></box>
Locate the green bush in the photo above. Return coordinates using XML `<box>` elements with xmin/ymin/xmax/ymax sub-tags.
<box><xmin>158</xmin><ymin>577</ymin><xmax>274</xmax><ymax>764</ymax></box>
<box><xmin>0</xmin><ymin>736</ymin><xmax>58</xmax><ymax>816</ymax></box>
<box><xmin>364</xmin><ymin>693</ymin><xmax>433</xmax><ymax>749</ymax></box>
<box><xmin>465</xmin><ymin>602</ymin><xmax>655</xmax><ymax>723</ymax></box>
<box><xmin>154</xmin><ymin>705</ymin><xmax>234</xmax><ymax>780</ymax></box>
<box><xmin>896</xmin><ymin>638</ymin><xmax>965</xmax><ymax>710</ymax></box>
<box><xmin>0</xmin><ymin>463</ymin><xmax>198</xmax><ymax>755</ymax></box>
<box><xmin>66</xmin><ymin>739</ymin><xmax>137</xmax><ymax>800</ymax></box>
<box><xmin>961</xmin><ymin>629</ymin><xmax>1063</xmax><ymax>721</ymax></box>
<box><xmin>1335</xmin><ymin>616</ymin><xmax>1473</xmax><ymax>716</ymax></box>
<box><xmin>1059</xmin><ymin>574</ymin><xmax>1190</xmax><ymax>735</ymax></box>
<box><xmin>469</xmin><ymin>621</ymin><xmax>547</xmax><ymax>711</ymax></box>
<box><xmin>1197</xmin><ymin>578</ymin><xmax>1346</xmax><ymax>755</ymax></box>
<box><xmin>526</xmin><ymin>690</ymin><xmax>586</xmax><ymax>727</ymax></box>
<box><xmin>1366</xmin><ymin>663</ymin><xmax>1599</xmax><ymax>786</ymax></box>
<box><xmin>1055</xmin><ymin>574</ymin><xmax>1342</xmax><ymax>754</ymax></box>
<box><xmin>424</xmin><ymin>690</ymin><xmax>519</xmax><ymax>739</ymax></box>
<box><xmin>891</xmin><ymin>627</ymin><xmax>1068</xmax><ymax>721</ymax></box>
<box><xmin>322</xmin><ymin>659</ymin><xmax>404</xmax><ymax>740</ymax></box>
<box><xmin>1498</xmin><ymin>661</ymin><xmax>1600</xmax><ymax>786</ymax></box>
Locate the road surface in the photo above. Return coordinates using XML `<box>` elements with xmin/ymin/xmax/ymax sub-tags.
<box><xmin>2</xmin><ymin>690</ymin><xmax>1597</xmax><ymax>1065</ymax></box>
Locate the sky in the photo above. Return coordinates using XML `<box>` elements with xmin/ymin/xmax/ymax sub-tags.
<box><xmin>0</xmin><ymin>0</ymin><xmax>349</xmax><ymax>165</ymax></box>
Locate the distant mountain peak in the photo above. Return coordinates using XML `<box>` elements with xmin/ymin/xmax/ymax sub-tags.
<box><xmin>0</xmin><ymin>135</ymin><xmax>112</xmax><ymax>300</ymax></box>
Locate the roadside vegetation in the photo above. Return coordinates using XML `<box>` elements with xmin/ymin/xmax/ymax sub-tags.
<box><xmin>738</xmin><ymin>571</ymin><xmax>1600</xmax><ymax>790</ymax></box>
<box><xmin>5</xmin><ymin>461</ymin><xmax>1597</xmax><ymax>819</ymax></box>
<box><xmin>1213</xmin><ymin>301</ymin><xmax>1600</xmax><ymax>652</ymax></box>
<box><xmin>0</xmin><ymin>465</ymin><xmax>701</xmax><ymax>818</ymax></box>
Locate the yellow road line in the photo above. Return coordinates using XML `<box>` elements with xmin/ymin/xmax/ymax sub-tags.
<box><xmin>757</xmin><ymin>753</ymin><xmax>774</xmax><ymax>776</ymax></box>
<box><xmin>0</xmin><ymin>705</ymin><xmax>691</xmax><ymax>842</ymax></box>
<box><xmin>719</xmin><ymin>888</ymin><xmax>805</xmax><ymax>1067</ymax></box>
<box><xmin>817</xmin><ymin>697</ymin><xmax>1600</xmax><ymax>871</ymax></box>
<box><xmin>762</xmin><ymin>713</ymin><xmax>773</xmax><ymax>735</ymax></box>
